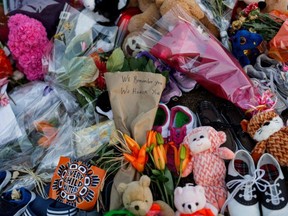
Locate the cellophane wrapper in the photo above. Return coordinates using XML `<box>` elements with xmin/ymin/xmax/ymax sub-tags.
<box><xmin>141</xmin><ymin>5</ymin><xmax>259</xmax><ymax>110</ymax></box>
<box><xmin>44</xmin><ymin>3</ymin><xmax>118</xmax><ymax>91</ymax></box>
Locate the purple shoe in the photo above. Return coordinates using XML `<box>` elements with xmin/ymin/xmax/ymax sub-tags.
<box><xmin>160</xmin><ymin>76</ymin><xmax>182</xmax><ymax>104</ymax></box>
<box><xmin>172</xmin><ymin>70</ymin><xmax>197</xmax><ymax>92</ymax></box>
<box><xmin>153</xmin><ymin>104</ymin><xmax>170</xmax><ymax>139</ymax></box>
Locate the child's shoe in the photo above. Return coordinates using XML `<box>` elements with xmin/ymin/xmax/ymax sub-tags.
<box><xmin>257</xmin><ymin>153</ymin><xmax>288</xmax><ymax>216</ymax></box>
<box><xmin>153</xmin><ymin>103</ymin><xmax>170</xmax><ymax>139</ymax></box>
<box><xmin>160</xmin><ymin>76</ymin><xmax>182</xmax><ymax>104</ymax></box>
<box><xmin>171</xmin><ymin>70</ymin><xmax>197</xmax><ymax>92</ymax></box>
<box><xmin>0</xmin><ymin>170</ymin><xmax>11</xmax><ymax>192</ymax></box>
<box><xmin>169</xmin><ymin>105</ymin><xmax>197</xmax><ymax>146</ymax></box>
<box><xmin>223</xmin><ymin>150</ymin><xmax>261</xmax><ymax>216</ymax></box>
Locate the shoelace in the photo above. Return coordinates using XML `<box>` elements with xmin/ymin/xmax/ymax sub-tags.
<box><xmin>265</xmin><ymin>182</ymin><xmax>284</xmax><ymax>205</ymax></box>
<box><xmin>220</xmin><ymin>169</ymin><xmax>267</xmax><ymax>215</ymax></box>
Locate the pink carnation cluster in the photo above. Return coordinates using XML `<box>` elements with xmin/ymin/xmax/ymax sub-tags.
<box><xmin>8</xmin><ymin>14</ymin><xmax>49</xmax><ymax>81</ymax></box>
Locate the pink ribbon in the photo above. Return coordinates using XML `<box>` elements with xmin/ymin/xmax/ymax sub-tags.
<box><xmin>245</xmin><ymin>90</ymin><xmax>276</xmax><ymax>116</ymax></box>
<box><xmin>0</xmin><ymin>78</ymin><xmax>9</xmax><ymax>107</ymax></box>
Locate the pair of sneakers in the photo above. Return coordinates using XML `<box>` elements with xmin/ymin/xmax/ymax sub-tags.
<box><xmin>160</xmin><ymin>71</ymin><xmax>197</xmax><ymax>104</ymax></box>
<box><xmin>244</xmin><ymin>54</ymin><xmax>288</xmax><ymax>113</ymax></box>
<box><xmin>221</xmin><ymin>150</ymin><xmax>288</xmax><ymax>216</ymax></box>
<box><xmin>153</xmin><ymin>104</ymin><xmax>198</xmax><ymax>146</ymax></box>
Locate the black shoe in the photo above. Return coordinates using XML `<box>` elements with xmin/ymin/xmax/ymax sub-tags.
<box><xmin>219</xmin><ymin>102</ymin><xmax>256</xmax><ymax>153</ymax></box>
<box><xmin>197</xmin><ymin>100</ymin><xmax>237</xmax><ymax>153</ymax></box>
<box><xmin>95</xmin><ymin>91</ymin><xmax>113</xmax><ymax>120</ymax></box>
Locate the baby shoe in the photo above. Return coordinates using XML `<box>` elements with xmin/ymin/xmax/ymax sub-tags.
<box><xmin>169</xmin><ymin>105</ymin><xmax>197</xmax><ymax>147</ymax></box>
<box><xmin>171</xmin><ymin>70</ymin><xmax>197</xmax><ymax>92</ymax></box>
<box><xmin>153</xmin><ymin>103</ymin><xmax>170</xmax><ymax>140</ymax></box>
<box><xmin>220</xmin><ymin>103</ymin><xmax>256</xmax><ymax>152</ymax></box>
<box><xmin>223</xmin><ymin>150</ymin><xmax>261</xmax><ymax>216</ymax></box>
<box><xmin>254</xmin><ymin>54</ymin><xmax>288</xmax><ymax>99</ymax></box>
<box><xmin>0</xmin><ymin>170</ymin><xmax>11</xmax><ymax>192</ymax></box>
<box><xmin>160</xmin><ymin>76</ymin><xmax>182</xmax><ymax>104</ymax></box>
<box><xmin>0</xmin><ymin>187</ymin><xmax>36</xmax><ymax>216</ymax></box>
<box><xmin>257</xmin><ymin>153</ymin><xmax>288</xmax><ymax>216</ymax></box>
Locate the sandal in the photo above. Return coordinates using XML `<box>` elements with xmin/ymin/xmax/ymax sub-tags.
<box><xmin>219</xmin><ymin>103</ymin><xmax>256</xmax><ymax>153</ymax></box>
<box><xmin>197</xmin><ymin>100</ymin><xmax>237</xmax><ymax>153</ymax></box>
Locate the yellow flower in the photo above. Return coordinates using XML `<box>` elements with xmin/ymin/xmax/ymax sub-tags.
<box><xmin>232</xmin><ymin>20</ymin><xmax>243</xmax><ymax>31</ymax></box>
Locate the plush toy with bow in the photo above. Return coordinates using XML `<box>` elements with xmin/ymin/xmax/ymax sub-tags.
<box><xmin>241</xmin><ymin>110</ymin><xmax>288</xmax><ymax>166</ymax></box>
<box><xmin>182</xmin><ymin>126</ymin><xmax>235</xmax><ymax>214</ymax></box>
<box><xmin>231</xmin><ymin>29</ymin><xmax>263</xmax><ymax>67</ymax></box>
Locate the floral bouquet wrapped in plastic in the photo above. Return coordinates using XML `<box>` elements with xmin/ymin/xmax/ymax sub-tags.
<box><xmin>196</xmin><ymin>0</ymin><xmax>237</xmax><ymax>49</ymax></box>
<box><xmin>45</xmin><ymin>3</ymin><xmax>118</xmax><ymax>91</ymax></box>
<box><xmin>141</xmin><ymin>5</ymin><xmax>259</xmax><ymax>111</ymax></box>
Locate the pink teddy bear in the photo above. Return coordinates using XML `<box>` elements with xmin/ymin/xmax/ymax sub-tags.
<box><xmin>182</xmin><ymin>126</ymin><xmax>235</xmax><ymax>214</ymax></box>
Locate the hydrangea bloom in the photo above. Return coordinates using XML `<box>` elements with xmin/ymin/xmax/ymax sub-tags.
<box><xmin>8</xmin><ymin>14</ymin><xmax>49</xmax><ymax>81</ymax></box>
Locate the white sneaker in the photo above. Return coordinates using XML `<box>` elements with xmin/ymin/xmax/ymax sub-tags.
<box><xmin>221</xmin><ymin>150</ymin><xmax>261</xmax><ymax>216</ymax></box>
<box><xmin>153</xmin><ymin>103</ymin><xmax>170</xmax><ymax>139</ymax></box>
<box><xmin>257</xmin><ymin>153</ymin><xmax>288</xmax><ymax>216</ymax></box>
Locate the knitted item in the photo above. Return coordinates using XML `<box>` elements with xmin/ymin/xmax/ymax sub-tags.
<box><xmin>241</xmin><ymin>110</ymin><xmax>288</xmax><ymax>166</ymax></box>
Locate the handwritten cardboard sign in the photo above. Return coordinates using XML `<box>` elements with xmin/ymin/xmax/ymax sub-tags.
<box><xmin>105</xmin><ymin>72</ymin><xmax>166</xmax><ymax>145</ymax></box>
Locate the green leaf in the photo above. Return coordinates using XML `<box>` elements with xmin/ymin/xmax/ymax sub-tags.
<box><xmin>158</xmin><ymin>175</ymin><xmax>169</xmax><ymax>183</ymax></box>
<box><xmin>163</xmin><ymin>168</ymin><xmax>174</xmax><ymax>195</ymax></box>
<box><xmin>151</xmin><ymin>169</ymin><xmax>162</xmax><ymax>176</ymax></box>
<box><xmin>106</xmin><ymin>48</ymin><xmax>125</xmax><ymax>72</ymax></box>
<box><xmin>129</xmin><ymin>57</ymin><xmax>147</xmax><ymax>71</ymax></box>
<box><xmin>144</xmin><ymin>59</ymin><xmax>156</xmax><ymax>72</ymax></box>
<box><xmin>120</xmin><ymin>58</ymin><xmax>130</xmax><ymax>71</ymax></box>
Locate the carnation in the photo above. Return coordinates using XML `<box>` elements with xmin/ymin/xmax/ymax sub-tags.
<box><xmin>7</xmin><ymin>14</ymin><xmax>49</xmax><ymax>81</ymax></box>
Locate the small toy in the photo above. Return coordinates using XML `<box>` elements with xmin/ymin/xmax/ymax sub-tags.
<box><xmin>174</xmin><ymin>184</ymin><xmax>215</xmax><ymax>216</ymax></box>
<box><xmin>182</xmin><ymin>126</ymin><xmax>235</xmax><ymax>213</ymax></box>
<box><xmin>241</xmin><ymin>110</ymin><xmax>288</xmax><ymax>166</ymax></box>
<box><xmin>231</xmin><ymin>29</ymin><xmax>263</xmax><ymax>67</ymax></box>
<box><xmin>117</xmin><ymin>175</ymin><xmax>174</xmax><ymax>216</ymax></box>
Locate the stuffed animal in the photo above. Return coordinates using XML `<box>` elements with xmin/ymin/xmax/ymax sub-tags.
<box><xmin>117</xmin><ymin>175</ymin><xmax>174</xmax><ymax>216</ymax></box>
<box><xmin>156</xmin><ymin>0</ymin><xmax>219</xmax><ymax>38</ymax></box>
<box><xmin>182</xmin><ymin>126</ymin><xmax>235</xmax><ymax>213</ymax></box>
<box><xmin>174</xmin><ymin>184</ymin><xmax>216</xmax><ymax>216</ymax></box>
<box><xmin>231</xmin><ymin>29</ymin><xmax>263</xmax><ymax>67</ymax></box>
<box><xmin>241</xmin><ymin>110</ymin><xmax>288</xmax><ymax>166</ymax></box>
<box><xmin>262</xmin><ymin>0</ymin><xmax>288</xmax><ymax>14</ymax></box>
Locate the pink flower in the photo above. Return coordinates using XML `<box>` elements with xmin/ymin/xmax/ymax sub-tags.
<box><xmin>7</xmin><ymin>14</ymin><xmax>49</xmax><ymax>81</ymax></box>
<box><xmin>241</xmin><ymin>3</ymin><xmax>259</xmax><ymax>16</ymax></box>
<box><xmin>0</xmin><ymin>94</ymin><xmax>9</xmax><ymax>107</ymax></box>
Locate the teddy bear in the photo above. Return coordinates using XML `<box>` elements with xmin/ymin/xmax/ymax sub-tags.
<box><xmin>174</xmin><ymin>184</ymin><xmax>216</xmax><ymax>216</ymax></box>
<box><xmin>262</xmin><ymin>0</ymin><xmax>288</xmax><ymax>14</ymax></box>
<box><xmin>181</xmin><ymin>126</ymin><xmax>235</xmax><ymax>213</ymax></box>
<box><xmin>241</xmin><ymin>110</ymin><xmax>288</xmax><ymax>166</ymax></box>
<box><xmin>117</xmin><ymin>175</ymin><xmax>174</xmax><ymax>216</ymax></box>
<box><xmin>157</xmin><ymin>0</ymin><xmax>220</xmax><ymax>37</ymax></box>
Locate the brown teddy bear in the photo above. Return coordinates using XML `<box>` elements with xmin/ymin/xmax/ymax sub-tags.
<box><xmin>262</xmin><ymin>0</ymin><xmax>288</xmax><ymax>14</ymax></box>
<box><xmin>241</xmin><ymin>110</ymin><xmax>288</xmax><ymax>166</ymax></box>
<box><xmin>117</xmin><ymin>175</ymin><xmax>174</xmax><ymax>216</ymax></box>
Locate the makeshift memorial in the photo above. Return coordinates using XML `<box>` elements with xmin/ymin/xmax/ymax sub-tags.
<box><xmin>7</xmin><ymin>14</ymin><xmax>50</xmax><ymax>81</ymax></box>
<box><xmin>49</xmin><ymin>156</ymin><xmax>106</xmax><ymax>211</ymax></box>
<box><xmin>142</xmin><ymin>6</ymin><xmax>259</xmax><ymax>111</ymax></box>
<box><xmin>241</xmin><ymin>110</ymin><xmax>288</xmax><ymax>167</ymax></box>
<box><xmin>174</xmin><ymin>184</ymin><xmax>215</xmax><ymax>216</ymax></box>
<box><xmin>195</xmin><ymin>0</ymin><xmax>237</xmax><ymax>50</ymax></box>
<box><xmin>116</xmin><ymin>175</ymin><xmax>174</xmax><ymax>216</ymax></box>
<box><xmin>182</xmin><ymin>126</ymin><xmax>235</xmax><ymax>213</ymax></box>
